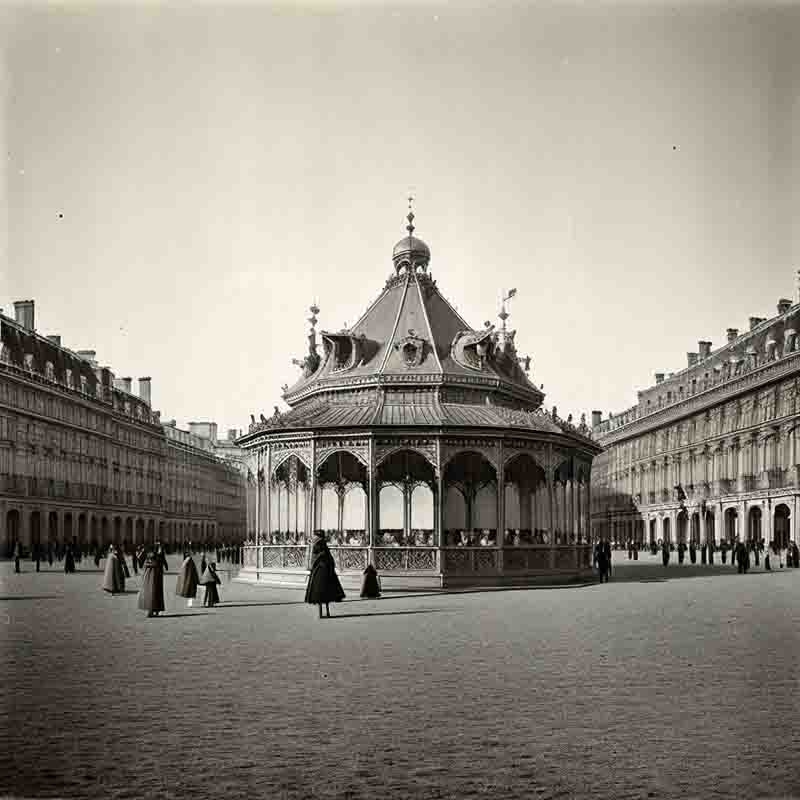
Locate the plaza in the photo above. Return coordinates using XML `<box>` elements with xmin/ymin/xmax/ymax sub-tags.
<box><xmin>1</xmin><ymin>556</ymin><xmax>798</xmax><ymax>800</ymax></box>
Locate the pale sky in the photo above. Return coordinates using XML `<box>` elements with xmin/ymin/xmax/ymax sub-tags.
<box><xmin>2</xmin><ymin>1</ymin><xmax>799</xmax><ymax>435</ymax></box>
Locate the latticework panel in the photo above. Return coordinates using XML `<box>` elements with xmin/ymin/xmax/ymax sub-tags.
<box><xmin>444</xmin><ymin>549</ymin><xmax>470</xmax><ymax>572</ymax></box>
<box><xmin>284</xmin><ymin>547</ymin><xmax>308</xmax><ymax>568</ymax></box>
<box><xmin>375</xmin><ymin>549</ymin><xmax>404</xmax><ymax>571</ymax></box>
<box><xmin>504</xmin><ymin>549</ymin><xmax>526</xmax><ymax>571</ymax></box>
<box><xmin>475</xmin><ymin>549</ymin><xmax>497</xmax><ymax>572</ymax></box>
<box><xmin>244</xmin><ymin>547</ymin><xmax>257</xmax><ymax>567</ymax></box>
<box><xmin>332</xmin><ymin>548</ymin><xmax>368</xmax><ymax>571</ymax></box>
<box><xmin>262</xmin><ymin>548</ymin><xmax>282</xmax><ymax>568</ymax></box>
<box><xmin>407</xmin><ymin>549</ymin><xmax>437</xmax><ymax>571</ymax></box>
<box><xmin>526</xmin><ymin>550</ymin><xmax>550</xmax><ymax>571</ymax></box>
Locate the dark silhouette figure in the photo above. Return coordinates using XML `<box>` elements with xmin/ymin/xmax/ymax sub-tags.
<box><xmin>689</xmin><ymin>542</ymin><xmax>696</xmax><ymax>564</ymax></box>
<box><xmin>594</xmin><ymin>539</ymin><xmax>611</xmax><ymax>583</ymax></box>
<box><xmin>200</xmin><ymin>562</ymin><xmax>221</xmax><ymax>607</ymax></box>
<box><xmin>64</xmin><ymin>545</ymin><xmax>76</xmax><ymax>574</ymax></box>
<box><xmin>360</xmin><ymin>564</ymin><xmax>381</xmax><ymax>598</ymax></box>
<box><xmin>661</xmin><ymin>540</ymin><xmax>670</xmax><ymax>567</ymax></box>
<box><xmin>138</xmin><ymin>550</ymin><xmax>166</xmax><ymax>617</ymax></box>
<box><xmin>13</xmin><ymin>541</ymin><xmax>21</xmax><ymax>573</ymax></box>
<box><xmin>305</xmin><ymin>533</ymin><xmax>345</xmax><ymax>618</ymax></box>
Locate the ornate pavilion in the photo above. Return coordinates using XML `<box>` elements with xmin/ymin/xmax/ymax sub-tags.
<box><xmin>237</xmin><ymin>210</ymin><xmax>602</xmax><ymax>588</ymax></box>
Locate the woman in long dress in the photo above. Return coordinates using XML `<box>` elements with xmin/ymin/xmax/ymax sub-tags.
<box><xmin>305</xmin><ymin>532</ymin><xmax>345</xmax><ymax>618</ymax></box>
<box><xmin>102</xmin><ymin>545</ymin><xmax>125</xmax><ymax>594</ymax></box>
<box><xmin>176</xmin><ymin>552</ymin><xmax>200</xmax><ymax>606</ymax></box>
<box><xmin>360</xmin><ymin>563</ymin><xmax>381</xmax><ymax>599</ymax></box>
<box><xmin>199</xmin><ymin>562</ymin><xmax>221</xmax><ymax>607</ymax></box>
<box><xmin>138</xmin><ymin>549</ymin><xmax>166</xmax><ymax>617</ymax></box>
<box><xmin>64</xmin><ymin>544</ymin><xmax>76</xmax><ymax>574</ymax></box>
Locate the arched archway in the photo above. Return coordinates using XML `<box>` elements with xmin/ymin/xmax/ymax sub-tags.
<box><xmin>774</xmin><ymin>504</ymin><xmax>790</xmax><ymax>549</ymax></box>
<box><xmin>748</xmin><ymin>506</ymin><xmax>762</xmax><ymax>544</ymax></box>
<box><xmin>662</xmin><ymin>516</ymin><xmax>671</xmax><ymax>544</ymax></box>
<box><xmin>378</xmin><ymin>449</ymin><xmax>437</xmax><ymax>546</ymax></box>
<box><xmin>724</xmin><ymin>508</ymin><xmax>738</xmax><ymax>543</ymax></box>
<box><xmin>442</xmin><ymin>451</ymin><xmax>497</xmax><ymax>546</ymax></box>
<box><xmin>315</xmin><ymin>452</ymin><xmax>363</xmax><ymax>545</ymax></box>
<box><xmin>504</xmin><ymin>454</ymin><xmax>547</xmax><ymax>544</ymax></box>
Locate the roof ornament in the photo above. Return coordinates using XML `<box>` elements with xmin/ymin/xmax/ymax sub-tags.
<box><xmin>406</xmin><ymin>194</ymin><xmax>415</xmax><ymax>237</ymax></box>
<box><xmin>496</xmin><ymin>288</ymin><xmax>517</xmax><ymax>356</ymax></box>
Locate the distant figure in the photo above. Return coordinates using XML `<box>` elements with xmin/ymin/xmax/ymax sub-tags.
<box><xmin>200</xmin><ymin>554</ymin><xmax>207</xmax><ymax>576</ymax></box>
<box><xmin>594</xmin><ymin>539</ymin><xmax>611</xmax><ymax>583</ymax></box>
<box><xmin>764</xmin><ymin>544</ymin><xmax>771</xmax><ymax>571</ymax></box>
<box><xmin>33</xmin><ymin>543</ymin><xmax>41</xmax><ymax>573</ymax></box>
<box><xmin>708</xmin><ymin>541</ymin><xmax>714</xmax><ymax>565</ymax></box>
<box><xmin>130</xmin><ymin>547</ymin><xmax>138</xmax><ymax>575</ymax></box>
<box><xmin>176</xmin><ymin>553</ymin><xmax>200</xmax><ymax>606</ymax></box>
<box><xmin>791</xmin><ymin>541</ymin><xmax>800</xmax><ymax>568</ymax></box>
<box><xmin>155</xmin><ymin>543</ymin><xmax>169</xmax><ymax>573</ymax></box>
<box><xmin>13</xmin><ymin>541</ymin><xmax>21</xmax><ymax>573</ymax></box>
<box><xmin>735</xmin><ymin>541</ymin><xmax>749</xmax><ymax>574</ymax></box>
<box><xmin>677</xmin><ymin>541</ymin><xmax>686</xmax><ymax>565</ymax></box>
<box><xmin>115</xmin><ymin>545</ymin><xmax>130</xmax><ymax>580</ymax></box>
<box><xmin>689</xmin><ymin>541</ymin><xmax>696</xmax><ymax>564</ymax></box>
<box><xmin>64</xmin><ymin>544</ymin><xmax>76</xmax><ymax>574</ymax></box>
<box><xmin>102</xmin><ymin>545</ymin><xmax>125</xmax><ymax>594</ymax></box>
<box><xmin>360</xmin><ymin>564</ymin><xmax>381</xmax><ymax>599</ymax></box>
<box><xmin>138</xmin><ymin>550</ymin><xmax>166</xmax><ymax>618</ymax></box>
<box><xmin>720</xmin><ymin>541</ymin><xmax>728</xmax><ymax>564</ymax></box>
<box><xmin>305</xmin><ymin>532</ymin><xmax>345</xmax><ymax>618</ymax></box>
<box><xmin>94</xmin><ymin>547</ymin><xmax>101</xmax><ymax>568</ymax></box>
<box><xmin>47</xmin><ymin>541</ymin><xmax>54</xmax><ymax>567</ymax></box>
<box><xmin>661</xmin><ymin>540</ymin><xmax>670</xmax><ymax>567</ymax></box>
<box><xmin>700</xmin><ymin>542</ymin><xmax>707</xmax><ymax>565</ymax></box>
<box><xmin>200</xmin><ymin>562</ymin><xmax>221</xmax><ymax>607</ymax></box>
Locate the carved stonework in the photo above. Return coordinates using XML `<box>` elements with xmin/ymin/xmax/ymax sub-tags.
<box><xmin>316</xmin><ymin>439</ymin><xmax>370</xmax><ymax>469</ymax></box>
<box><xmin>375</xmin><ymin>438</ymin><xmax>437</xmax><ymax>470</ymax></box>
<box><xmin>394</xmin><ymin>330</ymin><xmax>428</xmax><ymax>368</ymax></box>
<box><xmin>450</xmin><ymin>328</ymin><xmax>495</xmax><ymax>372</ymax></box>
<box><xmin>441</xmin><ymin>439</ymin><xmax>500</xmax><ymax>472</ymax></box>
<box><xmin>779</xmin><ymin>379</ymin><xmax>797</xmax><ymax>417</ymax></box>
<box><xmin>269</xmin><ymin>439</ymin><xmax>312</xmax><ymax>475</ymax></box>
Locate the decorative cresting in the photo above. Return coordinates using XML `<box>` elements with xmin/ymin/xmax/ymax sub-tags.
<box><xmin>451</xmin><ymin>327</ymin><xmax>495</xmax><ymax>372</ymax></box>
<box><xmin>316</xmin><ymin>440</ymin><xmax>370</xmax><ymax>469</ymax></box>
<box><xmin>269</xmin><ymin>440</ymin><xmax>312</xmax><ymax>474</ymax></box>
<box><xmin>375</xmin><ymin>438</ymin><xmax>438</xmax><ymax>470</ymax></box>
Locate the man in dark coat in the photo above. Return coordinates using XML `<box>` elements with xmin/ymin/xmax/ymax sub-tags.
<box><xmin>138</xmin><ymin>549</ymin><xmax>165</xmax><ymax>617</ymax></box>
<box><xmin>305</xmin><ymin>532</ymin><xmax>345</xmax><ymax>618</ymax></box>
<box><xmin>677</xmin><ymin>541</ymin><xmax>686</xmax><ymax>565</ymax></box>
<box><xmin>360</xmin><ymin>564</ymin><xmax>381</xmax><ymax>598</ymax></box>
<box><xmin>594</xmin><ymin>539</ymin><xmax>611</xmax><ymax>583</ymax></box>
<box><xmin>199</xmin><ymin>562</ymin><xmax>221</xmax><ymax>607</ymax></box>
<box><xmin>661</xmin><ymin>540</ymin><xmax>670</xmax><ymax>567</ymax></box>
<box><xmin>689</xmin><ymin>541</ymin><xmax>696</xmax><ymax>564</ymax></box>
<box><xmin>176</xmin><ymin>552</ymin><xmax>200</xmax><ymax>605</ymax></box>
<box><xmin>791</xmin><ymin>541</ymin><xmax>800</xmax><ymax>568</ymax></box>
<box><xmin>102</xmin><ymin>545</ymin><xmax>125</xmax><ymax>594</ymax></box>
<box><xmin>64</xmin><ymin>544</ymin><xmax>76</xmax><ymax>573</ymax></box>
<box><xmin>13</xmin><ymin>541</ymin><xmax>21</xmax><ymax>573</ymax></box>
<box><xmin>700</xmin><ymin>542</ymin><xmax>707</xmax><ymax>564</ymax></box>
<box><xmin>200</xmin><ymin>553</ymin><xmax>207</xmax><ymax>576</ymax></box>
<box><xmin>720</xmin><ymin>541</ymin><xmax>728</xmax><ymax>564</ymax></box>
<box><xmin>736</xmin><ymin>541</ymin><xmax>748</xmax><ymax>574</ymax></box>
<box><xmin>47</xmin><ymin>541</ymin><xmax>54</xmax><ymax>567</ymax></box>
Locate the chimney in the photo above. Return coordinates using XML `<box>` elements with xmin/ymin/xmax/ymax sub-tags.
<box><xmin>77</xmin><ymin>350</ymin><xmax>97</xmax><ymax>366</ymax></box>
<box><xmin>655</xmin><ymin>373</ymin><xmax>665</xmax><ymax>385</ymax></box>
<box><xmin>138</xmin><ymin>376</ymin><xmax>151</xmax><ymax>405</ymax></box>
<box><xmin>46</xmin><ymin>335</ymin><xmax>62</xmax><ymax>348</ymax></box>
<box><xmin>778</xmin><ymin>298</ymin><xmax>792</xmax><ymax>315</ymax></box>
<box><xmin>686</xmin><ymin>352</ymin><xmax>698</xmax><ymax>367</ymax></box>
<box><xmin>698</xmin><ymin>341</ymin><xmax>712</xmax><ymax>359</ymax></box>
<box><xmin>726</xmin><ymin>328</ymin><xmax>739</xmax><ymax>342</ymax></box>
<box><xmin>227</xmin><ymin>428</ymin><xmax>237</xmax><ymax>441</ymax></box>
<box><xmin>749</xmin><ymin>316</ymin><xmax>765</xmax><ymax>331</ymax></box>
<box><xmin>13</xmin><ymin>300</ymin><xmax>35</xmax><ymax>331</ymax></box>
<box><xmin>120</xmin><ymin>377</ymin><xmax>132</xmax><ymax>393</ymax></box>
<box><xmin>591</xmin><ymin>410</ymin><xmax>602</xmax><ymax>428</ymax></box>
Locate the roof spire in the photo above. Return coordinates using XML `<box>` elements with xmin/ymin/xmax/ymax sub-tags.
<box><xmin>406</xmin><ymin>194</ymin><xmax>415</xmax><ymax>236</ymax></box>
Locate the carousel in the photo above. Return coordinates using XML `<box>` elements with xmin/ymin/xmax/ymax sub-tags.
<box><xmin>237</xmin><ymin>208</ymin><xmax>602</xmax><ymax>589</ymax></box>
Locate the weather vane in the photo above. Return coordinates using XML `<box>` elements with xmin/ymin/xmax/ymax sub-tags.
<box><xmin>498</xmin><ymin>288</ymin><xmax>517</xmax><ymax>332</ymax></box>
<box><xmin>406</xmin><ymin>192</ymin><xmax>415</xmax><ymax>236</ymax></box>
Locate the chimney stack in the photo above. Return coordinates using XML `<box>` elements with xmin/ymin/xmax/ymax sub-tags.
<box><xmin>591</xmin><ymin>410</ymin><xmax>602</xmax><ymax>428</ymax></box>
<box><xmin>655</xmin><ymin>373</ymin><xmax>665</xmax><ymax>385</ymax></box>
<box><xmin>138</xmin><ymin>377</ymin><xmax>151</xmax><ymax>405</ymax></box>
<box><xmin>46</xmin><ymin>335</ymin><xmax>62</xmax><ymax>348</ymax></box>
<box><xmin>227</xmin><ymin>428</ymin><xmax>238</xmax><ymax>441</ymax></box>
<box><xmin>120</xmin><ymin>377</ymin><xmax>132</xmax><ymax>393</ymax></box>
<box><xmin>687</xmin><ymin>352</ymin><xmax>699</xmax><ymax>367</ymax></box>
<box><xmin>698</xmin><ymin>341</ymin><xmax>712</xmax><ymax>359</ymax></box>
<box><xmin>778</xmin><ymin>298</ymin><xmax>792</xmax><ymax>315</ymax></box>
<box><xmin>749</xmin><ymin>316</ymin><xmax>766</xmax><ymax>331</ymax></box>
<box><xmin>726</xmin><ymin>328</ymin><xmax>739</xmax><ymax>342</ymax></box>
<box><xmin>13</xmin><ymin>300</ymin><xmax>34</xmax><ymax>331</ymax></box>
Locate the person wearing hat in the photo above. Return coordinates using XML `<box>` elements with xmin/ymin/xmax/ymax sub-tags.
<box><xmin>63</xmin><ymin>544</ymin><xmax>76</xmax><ymax>574</ymax></box>
<box><xmin>138</xmin><ymin>548</ymin><xmax>166</xmax><ymax>617</ymax></box>
<box><xmin>305</xmin><ymin>531</ymin><xmax>345</xmax><ymax>618</ymax></box>
<box><xmin>176</xmin><ymin>552</ymin><xmax>200</xmax><ymax>606</ymax></box>
<box><xmin>102</xmin><ymin>544</ymin><xmax>125</xmax><ymax>594</ymax></box>
<box><xmin>199</xmin><ymin>562</ymin><xmax>221</xmax><ymax>607</ymax></box>
<box><xmin>360</xmin><ymin>563</ymin><xmax>381</xmax><ymax>599</ymax></box>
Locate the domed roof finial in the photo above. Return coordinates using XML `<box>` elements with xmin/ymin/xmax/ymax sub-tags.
<box><xmin>406</xmin><ymin>194</ymin><xmax>415</xmax><ymax>236</ymax></box>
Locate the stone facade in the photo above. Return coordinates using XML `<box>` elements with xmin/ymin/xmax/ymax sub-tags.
<box><xmin>0</xmin><ymin>301</ymin><xmax>247</xmax><ymax>554</ymax></box>
<box><xmin>591</xmin><ymin>288</ymin><xmax>800</xmax><ymax>550</ymax></box>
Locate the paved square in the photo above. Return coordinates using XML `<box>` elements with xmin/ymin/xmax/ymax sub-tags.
<box><xmin>1</xmin><ymin>555</ymin><xmax>799</xmax><ymax>799</ymax></box>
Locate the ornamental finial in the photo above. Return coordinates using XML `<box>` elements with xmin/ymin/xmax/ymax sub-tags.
<box><xmin>406</xmin><ymin>194</ymin><xmax>415</xmax><ymax>236</ymax></box>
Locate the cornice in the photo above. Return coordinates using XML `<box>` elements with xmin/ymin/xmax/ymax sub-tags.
<box><xmin>598</xmin><ymin>351</ymin><xmax>800</xmax><ymax>447</ymax></box>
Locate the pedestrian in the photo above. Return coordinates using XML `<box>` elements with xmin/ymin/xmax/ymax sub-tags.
<box><xmin>736</xmin><ymin>541</ymin><xmax>748</xmax><ymax>574</ymax></box>
<box><xmin>102</xmin><ymin>544</ymin><xmax>125</xmax><ymax>594</ymax></box>
<box><xmin>176</xmin><ymin>552</ymin><xmax>200</xmax><ymax>606</ymax></box>
<box><xmin>594</xmin><ymin>539</ymin><xmax>611</xmax><ymax>583</ymax></box>
<box><xmin>305</xmin><ymin>531</ymin><xmax>345</xmax><ymax>618</ymax></box>
<box><xmin>700</xmin><ymin>542</ymin><xmax>707</xmax><ymax>565</ymax></box>
<box><xmin>200</xmin><ymin>562</ymin><xmax>221</xmax><ymax>607</ymax></box>
<box><xmin>155</xmin><ymin>542</ymin><xmax>169</xmax><ymax>573</ymax></box>
<box><xmin>200</xmin><ymin>553</ymin><xmax>207</xmax><ymax>576</ymax></box>
<box><xmin>689</xmin><ymin>541</ymin><xmax>696</xmax><ymax>564</ymax></box>
<box><xmin>13</xmin><ymin>541</ymin><xmax>21</xmax><ymax>573</ymax></box>
<box><xmin>765</xmin><ymin>543</ymin><xmax>771</xmax><ymax>570</ymax></box>
<box><xmin>47</xmin><ymin>541</ymin><xmax>53</xmax><ymax>567</ymax></box>
<box><xmin>64</xmin><ymin>544</ymin><xmax>76</xmax><ymax>574</ymax></box>
<box><xmin>721</xmin><ymin>541</ymin><xmax>728</xmax><ymax>564</ymax></box>
<box><xmin>661</xmin><ymin>539</ymin><xmax>670</xmax><ymax>567</ymax></box>
<box><xmin>791</xmin><ymin>541</ymin><xmax>800</xmax><ymax>568</ymax></box>
<box><xmin>138</xmin><ymin>549</ymin><xmax>166</xmax><ymax>618</ymax></box>
<box><xmin>678</xmin><ymin>541</ymin><xmax>686</xmax><ymax>565</ymax></box>
<box><xmin>360</xmin><ymin>563</ymin><xmax>381</xmax><ymax>598</ymax></box>
<box><xmin>93</xmin><ymin>547</ymin><xmax>101</xmax><ymax>568</ymax></box>
<box><xmin>130</xmin><ymin>546</ymin><xmax>138</xmax><ymax>575</ymax></box>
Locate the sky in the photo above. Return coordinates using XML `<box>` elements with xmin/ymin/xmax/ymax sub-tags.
<box><xmin>2</xmin><ymin>1</ymin><xmax>800</xmax><ymax>435</ymax></box>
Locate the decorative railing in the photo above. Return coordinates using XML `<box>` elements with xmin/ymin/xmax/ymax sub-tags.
<box><xmin>374</xmin><ymin>547</ymin><xmax>437</xmax><ymax>571</ymax></box>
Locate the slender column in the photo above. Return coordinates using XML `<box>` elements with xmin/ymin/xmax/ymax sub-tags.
<box><xmin>265</xmin><ymin>445</ymin><xmax>272</xmax><ymax>544</ymax></box>
<box><xmin>568</xmin><ymin>461</ymin><xmax>575</xmax><ymax>542</ymax></box>
<box><xmin>255</xmin><ymin>448</ymin><xmax>261</xmax><ymax>548</ymax></box>
<box><xmin>368</xmin><ymin>438</ymin><xmax>377</xmax><ymax>557</ymax></box>
<box><xmin>436</xmin><ymin>439</ymin><xmax>444</xmax><ymax>577</ymax></box>
<box><xmin>496</xmin><ymin>442</ymin><xmax>505</xmax><ymax>572</ymax></box>
<box><xmin>547</xmin><ymin>447</ymin><xmax>555</xmax><ymax>568</ymax></box>
<box><xmin>337</xmin><ymin>486</ymin><xmax>345</xmax><ymax>534</ymax></box>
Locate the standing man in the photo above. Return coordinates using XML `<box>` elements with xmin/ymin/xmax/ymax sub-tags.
<box><xmin>661</xmin><ymin>539</ymin><xmax>670</xmax><ymax>567</ymax></box>
<box><xmin>594</xmin><ymin>538</ymin><xmax>611</xmax><ymax>583</ymax></box>
<box><xmin>13</xmin><ymin>541</ymin><xmax>21</xmax><ymax>573</ymax></box>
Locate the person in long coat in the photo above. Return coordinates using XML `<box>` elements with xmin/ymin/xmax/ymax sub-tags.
<box><xmin>199</xmin><ymin>562</ymin><xmax>221</xmax><ymax>607</ymax></box>
<box><xmin>64</xmin><ymin>544</ymin><xmax>76</xmax><ymax>574</ymax></box>
<box><xmin>661</xmin><ymin>540</ymin><xmax>670</xmax><ymax>567</ymax></box>
<box><xmin>200</xmin><ymin>553</ymin><xmax>207</xmax><ymax>576</ymax></box>
<box><xmin>176</xmin><ymin>552</ymin><xmax>200</xmax><ymax>605</ymax></box>
<box><xmin>594</xmin><ymin>540</ymin><xmax>611</xmax><ymax>583</ymax></box>
<box><xmin>138</xmin><ymin>550</ymin><xmax>166</xmax><ymax>617</ymax></box>
<box><xmin>689</xmin><ymin>541</ymin><xmax>697</xmax><ymax>564</ymax></box>
<box><xmin>360</xmin><ymin>563</ymin><xmax>381</xmax><ymax>598</ymax></box>
<box><xmin>155</xmin><ymin>543</ymin><xmax>169</xmax><ymax>573</ymax></box>
<box><xmin>115</xmin><ymin>545</ymin><xmax>130</xmax><ymax>580</ymax></box>
<box><xmin>791</xmin><ymin>541</ymin><xmax>800</xmax><ymax>568</ymax></box>
<box><xmin>305</xmin><ymin>532</ymin><xmax>345</xmax><ymax>618</ymax></box>
<box><xmin>102</xmin><ymin>545</ymin><xmax>125</xmax><ymax>594</ymax></box>
<box><xmin>13</xmin><ymin>541</ymin><xmax>21</xmax><ymax>573</ymax></box>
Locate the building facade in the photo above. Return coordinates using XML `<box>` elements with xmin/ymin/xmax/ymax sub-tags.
<box><xmin>0</xmin><ymin>300</ymin><xmax>247</xmax><ymax>555</ymax></box>
<box><xmin>591</xmin><ymin>284</ymin><xmax>800</xmax><ymax>551</ymax></box>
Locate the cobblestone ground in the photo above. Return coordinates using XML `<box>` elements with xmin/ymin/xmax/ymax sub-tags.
<box><xmin>1</xmin><ymin>553</ymin><xmax>799</xmax><ymax>800</ymax></box>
